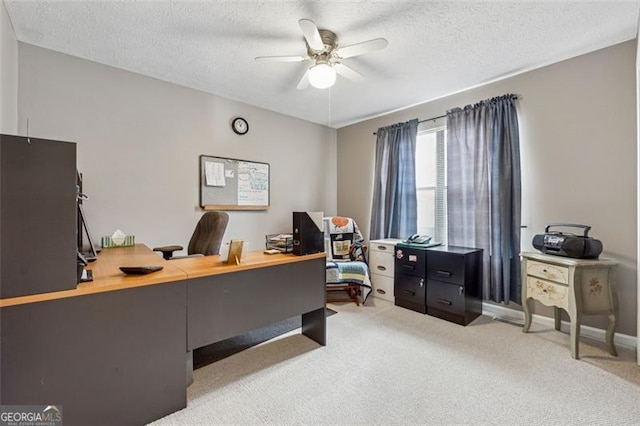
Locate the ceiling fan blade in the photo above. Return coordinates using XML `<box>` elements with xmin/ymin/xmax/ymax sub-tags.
<box><xmin>255</xmin><ymin>55</ymin><xmax>308</xmax><ymax>62</ymax></box>
<box><xmin>296</xmin><ymin>69</ymin><xmax>310</xmax><ymax>90</ymax></box>
<box><xmin>335</xmin><ymin>63</ymin><xmax>364</xmax><ymax>82</ymax></box>
<box><xmin>299</xmin><ymin>19</ymin><xmax>324</xmax><ymax>52</ymax></box>
<box><xmin>335</xmin><ymin>38</ymin><xmax>388</xmax><ymax>59</ymax></box>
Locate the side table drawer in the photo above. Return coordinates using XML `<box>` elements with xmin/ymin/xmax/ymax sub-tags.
<box><xmin>395</xmin><ymin>246</ymin><xmax>426</xmax><ymax>277</ymax></box>
<box><xmin>369</xmin><ymin>250</ymin><xmax>395</xmax><ymax>278</ymax></box>
<box><xmin>395</xmin><ymin>274</ymin><xmax>426</xmax><ymax>313</ymax></box>
<box><xmin>395</xmin><ymin>274</ymin><xmax>425</xmax><ymax>302</ymax></box>
<box><xmin>426</xmin><ymin>280</ymin><xmax>465</xmax><ymax>317</ymax></box>
<box><xmin>527</xmin><ymin>260</ymin><xmax>569</xmax><ymax>284</ymax></box>
<box><xmin>426</xmin><ymin>251</ymin><xmax>465</xmax><ymax>285</ymax></box>
<box><xmin>371</xmin><ymin>274</ymin><xmax>394</xmax><ymax>301</ymax></box>
<box><xmin>526</xmin><ymin>276</ymin><xmax>568</xmax><ymax>310</ymax></box>
<box><xmin>370</xmin><ymin>241</ymin><xmax>396</xmax><ymax>253</ymax></box>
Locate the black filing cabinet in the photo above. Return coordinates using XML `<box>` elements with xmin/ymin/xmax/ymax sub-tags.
<box><xmin>426</xmin><ymin>246</ymin><xmax>483</xmax><ymax>326</ymax></box>
<box><xmin>394</xmin><ymin>243</ymin><xmax>428</xmax><ymax>314</ymax></box>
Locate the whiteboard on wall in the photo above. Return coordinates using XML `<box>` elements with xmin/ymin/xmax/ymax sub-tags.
<box><xmin>199</xmin><ymin>155</ymin><xmax>270</xmax><ymax>210</ymax></box>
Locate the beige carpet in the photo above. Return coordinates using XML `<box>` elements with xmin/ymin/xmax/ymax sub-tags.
<box><xmin>151</xmin><ymin>298</ymin><xmax>640</xmax><ymax>425</ymax></box>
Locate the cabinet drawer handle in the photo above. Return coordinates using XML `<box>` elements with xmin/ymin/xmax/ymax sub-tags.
<box><xmin>376</xmin><ymin>289</ymin><xmax>386</xmax><ymax>295</ymax></box>
<box><xmin>437</xmin><ymin>270</ymin><xmax>452</xmax><ymax>277</ymax></box>
<box><xmin>402</xmin><ymin>289</ymin><xmax>415</xmax><ymax>296</ymax></box>
<box><xmin>402</xmin><ymin>265</ymin><xmax>415</xmax><ymax>270</ymax></box>
<box><xmin>377</xmin><ymin>245</ymin><xmax>387</xmax><ymax>250</ymax></box>
<box><xmin>437</xmin><ymin>298</ymin><xmax>452</xmax><ymax>305</ymax></box>
<box><xmin>377</xmin><ymin>265</ymin><xmax>387</xmax><ymax>271</ymax></box>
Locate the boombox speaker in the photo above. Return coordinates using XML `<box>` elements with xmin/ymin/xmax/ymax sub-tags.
<box><xmin>293</xmin><ymin>211</ymin><xmax>324</xmax><ymax>255</ymax></box>
<box><xmin>532</xmin><ymin>223</ymin><xmax>602</xmax><ymax>259</ymax></box>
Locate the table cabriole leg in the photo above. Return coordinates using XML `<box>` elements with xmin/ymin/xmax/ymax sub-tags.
<box><xmin>568</xmin><ymin>266</ymin><xmax>581</xmax><ymax>359</ymax></box>
<box><xmin>553</xmin><ymin>306</ymin><xmax>562</xmax><ymax>331</ymax></box>
<box><xmin>606</xmin><ymin>267</ymin><xmax>619</xmax><ymax>356</ymax></box>
<box><xmin>568</xmin><ymin>296</ymin><xmax>581</xmax><ymax>359</ymax></box>
<box><xmin>521</xmin><ymin>258</ymin><xmax>532</xmax><ymax>333</ymax></box>
<box><xmin>606</xmin><ymin>313</ymin><xmax>618</xmax><ymax>356</ymax></box>
<box><xmin>522</xmin><ymin>297</ymin><xmax>533</xmax><ymax>333</ymax></box>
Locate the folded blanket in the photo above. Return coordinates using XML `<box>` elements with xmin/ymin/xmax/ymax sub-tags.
<box><xmin>326</xmin><ymin>260</ymin><xmax>372</xmax><ymax>304</ymax></box>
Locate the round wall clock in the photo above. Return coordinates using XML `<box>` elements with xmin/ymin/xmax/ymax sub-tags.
<box><xmin>231</xmin><ymin>117</ymin><xmax>249</xmax><ymax>135</ymax></box>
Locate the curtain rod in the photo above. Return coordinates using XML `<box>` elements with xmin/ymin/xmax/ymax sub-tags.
<box><xmin>418</xmin><ymin>114</ymin><xmax>446</xmax><ymax>124</ymax></box>
<box><xmin>372</xmin><ymin>114</ymin><xmax>445</xmax><ymax>135</ymax></box>
<box><xmin>372</xmin><ymin>94</ymin><xmax>521</xmax><ymax>135</ymax></box>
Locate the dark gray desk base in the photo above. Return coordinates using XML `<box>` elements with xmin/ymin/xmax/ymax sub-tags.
<box><xmin>1</xmin><ymin>256</ymin><xmax>326</xmax><ymax>425</ymax></box>
<box><xmin>188</xmin><ymin>258</ymin><xmax>326</xmax><ymax>351</ymax></box>
<box><xmin>0</xmin><ymin>282</ymin><xmax>187</xmax><ymax>426</ymax></box>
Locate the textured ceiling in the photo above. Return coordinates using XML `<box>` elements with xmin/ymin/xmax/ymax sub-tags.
<box><xmin>4</xmin><ymin>1</ymin><xmax>639</xmax><ymax>128</ymax></box>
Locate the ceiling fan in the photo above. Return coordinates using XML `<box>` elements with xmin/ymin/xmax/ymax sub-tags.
<box><xmin>255</xmin><ymin>19</ymin><xmax>388</xmax><ymax>90</ymax></box>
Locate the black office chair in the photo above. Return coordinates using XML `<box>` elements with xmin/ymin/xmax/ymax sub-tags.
<box><xmin>153</xmin><ymin>211</ymin><xmax>229</xmax><ymax>260</ymax></box>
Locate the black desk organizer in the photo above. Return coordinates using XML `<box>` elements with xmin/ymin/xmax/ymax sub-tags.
<box><xmin>394</xmin><ymin>243</ymin><xmax>483</xmax><ymax>326</ymax></box>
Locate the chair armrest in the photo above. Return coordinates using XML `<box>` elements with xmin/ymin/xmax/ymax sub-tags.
<box><xmin>170</xmin><ymin>253</ymin><xmax>205</xmax><ymax>260</ymax></box>
<box><xmin>349</xmin><ymin>242</ymin><xmax>367</xmax><ymax>263</ymax></box>
<box><xmin>153</xmin><ymin>245</ymin><xmax>183</xmax><ymax>260</ymax></box>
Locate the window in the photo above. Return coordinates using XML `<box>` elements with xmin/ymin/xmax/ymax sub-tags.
<box><xmin>415</xmin><ymin>124</ymin><xmax>447</xmax><ymax>243</ymax></box>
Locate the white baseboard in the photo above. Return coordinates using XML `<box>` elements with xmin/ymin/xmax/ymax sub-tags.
<box><xmin>482</xmin><ymin>302</ymin><xmax>637</xmax><ymax>350</ymax></box>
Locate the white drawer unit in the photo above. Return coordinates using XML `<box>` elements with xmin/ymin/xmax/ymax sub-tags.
<box><xmin>369</xmin><ymin>239</ymin><xmax>403</xmax><ymax>301</ymax></box>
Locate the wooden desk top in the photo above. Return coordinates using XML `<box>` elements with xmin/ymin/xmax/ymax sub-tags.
<box><xmin>81</xmin><ymin>244</ymin><xmax>188</xmax><ymax>289</ymax></box>
<box><xmin>0</xmin><ymin>245</ymin><xmax>326</xmax><ymax>308</ymax></box>
<box><xmin>0</xmin><ymin>245</ymin><xmax>187</xmax><ymax>308</ymax></box>
<box><xmin>171</xmin><ymin>250</ymin><xmax>326</xmax><ymax>279</ymax></box>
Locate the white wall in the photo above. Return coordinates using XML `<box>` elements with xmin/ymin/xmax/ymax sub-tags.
<box><xmin>0</xmin><ymin>0</ymin><xmax>17</xmax><ymax>134</ymax></box>
<box><xmin>17</xmin><ymin>43</ymin><xmax>337</xmax><ymax>253</ymax></box>
<box><xmin>338</xmin><ymin>41</ymin><xmax>638</xmax><ymax>336</ymax></box>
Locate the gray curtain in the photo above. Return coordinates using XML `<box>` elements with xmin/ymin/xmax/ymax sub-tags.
<box><xmin>446</xmin><ymin>95</ymin><xmax>521</xmax><ymax>303</ymax></box>
<box><xmin>370</xmin><ymin>118</ymin><xmax>419</xmax><ymax>240</ymax></box>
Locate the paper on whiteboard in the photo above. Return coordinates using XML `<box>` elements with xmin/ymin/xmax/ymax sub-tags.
<box><xmin>237</xmin><ymin>161</ymin><xmax>268</xmax><ymax>205</ymax></box>
<box><xmin>205</xmin><ymin>162</ymin><xmax>226</xmax><ymax>187</ymax></box>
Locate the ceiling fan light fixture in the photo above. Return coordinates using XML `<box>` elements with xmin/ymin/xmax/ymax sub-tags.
<box><xmin>308</xmin><ymin>63</ymin><xmax>336</xmax><ymax>89</ymax></box>
<box><xmin>256</xmin><ymin>18</ymin><xmax>388</xmax><ymax>90</ymax></box>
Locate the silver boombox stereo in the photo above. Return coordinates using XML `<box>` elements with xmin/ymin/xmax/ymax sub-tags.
<box><xmin>532</xmin><ymin>223</ymin><xmax>602</xmax><ymax>259</ymax></box>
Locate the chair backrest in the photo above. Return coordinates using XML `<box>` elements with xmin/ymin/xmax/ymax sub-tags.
<box><xmin>187</xmin><ymin>211</ymin><xmax>229</xmax><ymax>256</ymax></box>
<box><xmin>324</xmin><ymin>216</ymin><xmax>366</xmax><ymax>263</ymax></box>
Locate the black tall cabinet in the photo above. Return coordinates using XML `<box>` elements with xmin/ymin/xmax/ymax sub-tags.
<box><xmin>0</xmin><ymin>134</ymin><xmax>77</xmax><ymax>298</ymax></box>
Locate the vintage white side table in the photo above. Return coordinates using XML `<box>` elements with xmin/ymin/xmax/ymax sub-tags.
<box><xmin>520</xmin><ymin>252</ymin><xmax>619</xmax><ymax>359</ymax></box>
